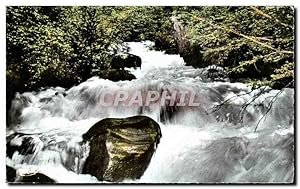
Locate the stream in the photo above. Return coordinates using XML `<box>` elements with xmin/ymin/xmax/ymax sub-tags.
<box><xmin>6</xmin><ymin>42</ymin><xmax>294</xmax><ymax>183</ymax></box>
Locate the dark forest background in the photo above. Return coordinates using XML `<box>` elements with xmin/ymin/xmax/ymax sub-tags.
<box><xmin>6</xmin><ymin>6</ymin><xmax>295</xmax><ymax>113</ymax></box>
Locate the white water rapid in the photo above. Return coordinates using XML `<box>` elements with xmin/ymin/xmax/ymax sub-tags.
<box><xmin>7</xmin><ymin>42</ymin><xmax>294</xmax><ymax>184</ymax></box>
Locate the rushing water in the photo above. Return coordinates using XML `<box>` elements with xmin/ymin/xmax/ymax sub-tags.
<box><xmin>6</xmin><ymin>42</ymin><xmax>294</xmax><ymax>183</ymax></box>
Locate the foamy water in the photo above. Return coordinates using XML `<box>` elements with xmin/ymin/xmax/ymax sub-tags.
<box><xmin>7</xmin><ymin>42</ymin><xmax>294</xmax><ymax>183</ymax></box>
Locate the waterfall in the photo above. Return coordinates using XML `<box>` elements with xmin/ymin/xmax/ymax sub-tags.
<box><xmin>6</xmin><ymin>42</ymin><xmax>294</xmax><ymax>183</ymax></box>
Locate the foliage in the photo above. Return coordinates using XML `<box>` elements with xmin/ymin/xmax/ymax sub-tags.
<box><xmin>6</xmin><ymin>6</ymin><xmax>295</xmax><ymax>115</ymax></box>
<box><xmin>6</xmin><ymin>6</ymin><xmax>176</xmax><ymax>90</ymax></box>
<box><xmin>175</xmin><ymin>6</ymin><xmax>294</xmax><ymax>88</ymax></box>
<box><xmin>6</xmin><ymin>6</ymin><xmax>178</xmax><ymax>116</ymax></box>
<box><xmin>7</xmin><ymin>7</ymin><xmax>73</xmax><ymax>89</ymax></box>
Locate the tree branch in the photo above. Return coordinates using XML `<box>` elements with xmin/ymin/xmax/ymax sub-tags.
<box><xmin>206</xmin><ymin>89</ymin><xmax>256</xmax><ymax>114</ymax></box>
<box><xmin>189</xmin><ymin>13</ymin><xmax>294</xmax><ymax>55</ymax></box>
<box><xmin>249</xmin><ymin>6</ymin><xmax>293</xmax><ymax>29</ymax></box>
<box><xmin>254</xmin><ymin>80</ymin><xmax>294</xmax><ymax>132</ymax></box>
<box><xmin>238</xmin><ymin>86</ymin><xmax>268</xmax><ymax>122</ymax></box>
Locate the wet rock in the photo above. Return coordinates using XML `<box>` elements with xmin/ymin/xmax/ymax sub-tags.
<box><xmin>16</xmin><ymin>167</ymin><xmax>55</xmax><ymax>183</ymax></box>
<box><xmin>82</xmin><ymin>116</ymin><xmax>162</xmax><ymax>182</ymax></box>
<box><xmin>98</xmin><ymin>69</ymin><xmax>136</xmax><ymax>82</ymax></box>
<box><xmin>6</xmin><ymin>133</ymin><xmax>39</xmax><ymax>158</ymax></box>
<box><xmin>6</xmin><ymin>165</ymin><xmax>16</xmax><ymax>182</ymax></box>
<box><xmin>202</xmin><ymin>65</ymin><xmax>229</xmax><ymax>82</ymax></box>
<box><xmin>111</xmin><ymin>53</ymin><xmax>142</xmax><ymax>69</ymax></box>
<box><xmin>8</xmin><ymin>93</ymin><xmax>31</xmax><ymax>126</ymax></box>
<box><xmin>159</xmin><ymin>105</ymin><xmax>179</xmax><ymax>123</ymax></box>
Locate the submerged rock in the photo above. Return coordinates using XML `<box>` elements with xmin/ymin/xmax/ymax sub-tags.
<box><xmin>15</xmin><ymin>167</ymin><xmax>55</xmax><ymax>184</ymax></box>
<box><xmin>6</xmin><ymin>165</ymin><xmax>16</xmax><ymax>182</ymax></box>
<box><xmin>97</xmin><ymin>69</ymin><xmax>136</xmax><ymax>82</ymax></box>
<box><xmin>8</xmin><ymin>93</ymin><xmax>31</xmax><ymax>126</ymax></box>
<box><xmin>6</xmin><ymin>133</ymin><xmax>41</xmax><ymax>158</ymax></box>
<box><xmin>202</xmin><ymin>65</ymin><xmax>229</xmax><ymax>82</ymax></box>
<box><xmin>82</xmin><ymin>116</ymin><xmax>162</xmax><ymax>182</ymax></box>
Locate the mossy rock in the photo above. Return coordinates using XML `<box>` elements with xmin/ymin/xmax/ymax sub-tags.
<box><xmin>82</xmin><ymin>116</ymin><xmax>162</xmax><ymax>182</ymax></box>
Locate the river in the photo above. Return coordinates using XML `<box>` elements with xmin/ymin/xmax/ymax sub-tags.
<box><xmin>6</xmin><ymin>42</ymin><xmax>294</xmax><ymax>183</ymax></box>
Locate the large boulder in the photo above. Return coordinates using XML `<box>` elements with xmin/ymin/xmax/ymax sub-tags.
<box><xmin>111</xmin><ymin>53</ymin><xmax>142</xmax><ymax>70</ymax></box>
<box><xmin>82</xmin><ymin>116</ymin><xmax>162</xmax><ymax>182</ymax></box>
